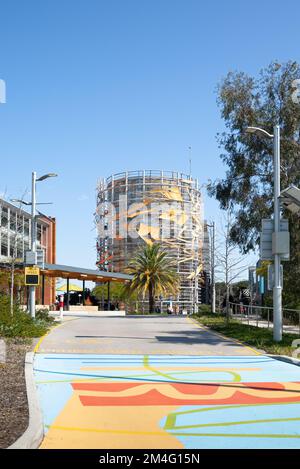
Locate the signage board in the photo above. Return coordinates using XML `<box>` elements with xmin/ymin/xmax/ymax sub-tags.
<box><xmin>260</xmin><ymin>219</ymin><xmax>289</xmax><ymax>261</ymax></box>
<box><xmin>25</xmin><ymin>266</ymin><xmax>40</xmax><ymax>286</ymax></box>
<box><xmin>267</xmin><ymin>264</ymin><xmax>283</xmax><ymax>290</ymax></box>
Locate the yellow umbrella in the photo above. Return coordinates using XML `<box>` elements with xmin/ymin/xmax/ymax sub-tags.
<box><xmin>56</xmin><ymin>283</ymin><xmax>83</xmax><ymax>292</ymax></box>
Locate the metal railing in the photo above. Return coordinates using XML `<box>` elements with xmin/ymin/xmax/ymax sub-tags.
<box><xmin>226</xmin><ymin>302</ymin><xmax>300</xmax><ymax>336</ymax></box>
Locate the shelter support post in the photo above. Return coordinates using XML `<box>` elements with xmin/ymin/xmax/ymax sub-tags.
<box><xmin>42</xmin><ymin>274</ymin><xmax>45</xmax><ymax>305</ymax></box>
<box><xmin>107</xmin><ymin>281</ymin><xmax>111</xmax><ymax>311</ymax></box>
<box><xmin>66</xmin><ymin>278</ymin><xmax>70</xmax><ymax>311</ymax></box>
<box><xmin>82</xmin><ymin>279</ymin><xmax>85</xmax><ymax>306</ymax></box>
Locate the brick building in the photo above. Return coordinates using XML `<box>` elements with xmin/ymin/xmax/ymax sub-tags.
<box><xmin>0</xmin><ymin>197</ymin><xmax>56</xmax><ymax>305</ymax></box>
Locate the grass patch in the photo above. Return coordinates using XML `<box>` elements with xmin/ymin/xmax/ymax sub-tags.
<box><xmin>192</xmin><ymin>313</ymin><xmax>299</xmax><ymax>357</ymax></box>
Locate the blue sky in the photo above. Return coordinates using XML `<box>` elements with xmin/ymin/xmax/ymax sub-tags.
<box><xmin>0</xmin><ymin>0</ymin><xmax>299</xmax><ymax>270</ymax></box>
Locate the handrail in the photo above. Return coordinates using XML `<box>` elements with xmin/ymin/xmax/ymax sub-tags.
<box><xmin>225</xmin><ymin>301</ymin><xmax>300</xmax><ymax>334</ymax></box>
<box><xmin>228</xmin><ymin>302</ymin><xmax>300</xmax><ymax>314</ymax></box>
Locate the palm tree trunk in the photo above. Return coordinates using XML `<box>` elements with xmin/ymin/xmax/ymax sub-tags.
<box><xmin>149</xmin><ymin>283</ymin><xmax>154</xmax><ymax>314</ymax></box>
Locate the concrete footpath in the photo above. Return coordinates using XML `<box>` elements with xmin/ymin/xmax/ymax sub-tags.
<box><xmin>35</xmin><ymin>315</ymin><xmax>259</xmax><ymax>355</ymax></box>
<box><xmin>32</xmin><ymin>315</ymin><xmax>300</xmax><ymax>449</ymax></box>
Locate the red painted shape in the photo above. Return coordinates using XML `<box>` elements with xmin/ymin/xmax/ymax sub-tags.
<box><xmin>71</xmin><ymin>381</ymin><xmax>300</xmax><ymax>407</ymax></box>
<box><xmin>72</xmin><ymin>382</ymin><xmax>219</xmax><ymax>395</ymax></box>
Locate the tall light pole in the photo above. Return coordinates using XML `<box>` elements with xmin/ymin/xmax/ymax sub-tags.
<box><xmin>206</xmin><ymin>222</ymin><xmax>216</xmax><ymax>313</ymax></box>
<box><xmin>12</xmin><ymin>172</ymin><xmax>57</xmax><ymax>318</ymax></box>
<box><xmin>30</xmin><ymin>172</ymin><xmax>57</xmax><ymax>318</ymax></box>
<box><xmin>246</xmin><ymin>125</ymin><xmax>282</xmax><ymax>342</ymax></box>
<box><xmin>30</xmin><ymin>172</ymin><xmax>37</xmax><ymax>318</ymax></box>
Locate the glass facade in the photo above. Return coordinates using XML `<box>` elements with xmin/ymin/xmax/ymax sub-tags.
<box><xmin>0</xmin><ymin>199</ymin><xmax>47</xmax><ymax>262</ymax></box>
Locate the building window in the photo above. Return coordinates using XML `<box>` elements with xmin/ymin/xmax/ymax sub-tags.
<box><xmin>37</xmin><ymin>224</ymin><xmax>42</xmax><ymax>243</ymax></box>
<box><xmin>24</xmin><ymin>219</ymin><xmax>30</xmax><ymax>237</ymax></box>
<box><xmin>1</xmin><ymin>233</ymin><xmax>8</xmax><ymax>256</ymax></box>
<box><xmin>42</xmin><ymin>226</ymin><xmax>47</xmax><ymax>246</ymax></box>
<box><xmin>24</xmin><ymin>241</ymin><xmax>30</xmax><ymax>253</ymax></box>
<box><xmin>9</xmin><ymin>235</ymin><xmax>15</xmax><ymax>257</ymax></box>
<box><xmin>10</xmin><ymin>211</ymin><xmax>17</xmax><ymax>232</ymax></box>
<box><xmin>17</xmin><ymin>240</ymin><xmax>23</xmax><ymax>259</ymax></box>
<box><xmin>1</xmin><ymin>207</ymin><xmax>8</xmax><ymax>228</ymax></box>
<box><xmin>16</xmin><ymin>215</ymin><xmax>24</xmax><ymax>236</ymax></box>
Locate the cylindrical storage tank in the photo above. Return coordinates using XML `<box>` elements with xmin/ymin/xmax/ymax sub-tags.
<box><xmin>96</xmin><ymin>170</ymin><xmax>204</xmax><ymax>313</ymax></box>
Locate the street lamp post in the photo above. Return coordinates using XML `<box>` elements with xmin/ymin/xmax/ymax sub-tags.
<box><xmin>29</xmin><ymin>172</ymin><xmax>37</xmax><ymax>318</ymax></box>
<box><xmin>206</xmin><ymin>222</ymin><xmax>216</xmax><ymax>313</ymax></box>
<box><xmin>11</xmin><ymin>172</ymin><xmax>57</xmax><ymax>318</ymax></box>
<box><xmin>246</xmin><ymin>125</ymin><xmax>282</xmax><ymax>342</ymax></box>
<box><xmin>30</xmin><ymin>172</ymin><xmax>58</xmax><ymax>318</ymax></box>
<box><xmin>273</xmin><ymin>125</ymin><xmax>282</xmax><ymax>342</ymax></box>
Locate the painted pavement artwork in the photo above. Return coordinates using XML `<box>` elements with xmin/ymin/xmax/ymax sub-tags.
<box><xmin>34</xmin><ymin>354</ymin><xmax>300</xmax><ymax>448</ymax></box>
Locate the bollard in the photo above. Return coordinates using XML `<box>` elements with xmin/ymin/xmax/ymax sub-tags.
<box><xmin>59</xmin><ymin>294</ymin><xmax>64</xmax><ymax>321</ymax></box>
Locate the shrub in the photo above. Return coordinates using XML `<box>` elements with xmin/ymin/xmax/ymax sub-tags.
<box><xmin>35</xmin><ymin>308</ymin><xmax>55</xmax><ymax>324</ymax></box>
<box><xmin>198</xmin><ymin>304</ymin><xmax>213</xmax><ymax>315</ymax></box>
<box><xmin>0</xmin><ymin>294</ymin><xmax>49</xmax><ymax>338</ymax></box>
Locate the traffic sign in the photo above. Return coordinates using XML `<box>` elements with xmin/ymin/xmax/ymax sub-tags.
<box><xmin>267</xmin><ymin>264</ymin><xmax>283</xmax><ymax>290</ymax></box>
<box><xmin>36</xmin><ymin>249</ymin><xmax>45</xmax><ymax>269</ymax></box>
<box><xmin>25</xmin><ymin>266</ymin><xmax>40</xmax><ymax>286</ymax></box>
<box><xmin>25</xmin><ymin>250</ymin><xmax>37</xmax><ymax>265</ymax></box>
<box><xmin>25</xmin><ymin>249</ymin><xmax>45</xmax><ymax>268</ymax></box>
<box><xmin>260</xmin><ymin>219</ymin><xmax>289</xmax><ymax>261</ymax></box>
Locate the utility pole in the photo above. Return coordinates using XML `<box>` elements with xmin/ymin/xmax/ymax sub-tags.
<box><xmin>206</xmin><ymin>222</ymin><xmax>216</xmax><ymax>314</ymax></box>
<box><xmin>246</xmin><ymin>125</ymin><xmax>283</xmax><ymax>342</ymax></box>
<box><xmin>273</xmin><ymin>125</ymin><xmax>282</xmax><ymax>342</ymax></box>
<box><xmin>11</xmin><ymin>172</ymin><xmax>57</xmax><ymax>318</ymax></box>
<box><xmin>29</xmin><ymin>171</ymin><xmax>37</xmax><ymax>318</ymax></box>
<box><xmin>211</xmin><ymin>221</ymin><xmax>216</xmax><ymax>314</ymax></box>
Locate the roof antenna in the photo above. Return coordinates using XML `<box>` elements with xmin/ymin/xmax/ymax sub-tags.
<box><xmin>188</xmin><ymin>146</ymin><xmax>192</xmax><ymax>178</ymax></box>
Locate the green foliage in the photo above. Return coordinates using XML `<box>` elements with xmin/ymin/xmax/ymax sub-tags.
<box><xmin>126</xmin><ymin>310</ymin><xmax>169</xmax><ymax>316</ymax></box>
<box><xmin>198</xmin><ymin>304</ymin><xmax>212</xmax><ymax>315</ymax></box>
<box><xmin>192</xmin><ymin>314</ymin><xmax>298</xmax><ymax>356</ymax></box>
<box><xmin>209</xmin><ymin>61</ymin><xmax>300</xmax><ymax>307</ymax></box>
<box><xmin>124</xmin><ymin>244</ymin><xmax>179</xmax><ymax>313</ymax></box>
<box><xmin>0</xmin><ymin>294</ymin><xmax>49</xmax><ymax>338</ymax></box>
<box><xmin>92</xmin><ymin>282</ymin><xmax>135</xmax><ymax>302</ymax></box>
<box><xmin>35</xmin><ymin>308</ymin><xmax>55</xmax><ymax>324</ymax></box>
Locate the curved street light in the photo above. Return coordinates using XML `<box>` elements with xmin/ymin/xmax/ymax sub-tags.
<box><xmin>245</xmin><ymin>125</ymin><xmax>282</xmax><ymax>342</ymax></box>
<box><xmin>245</xmin><ymin>126</ymin><xmax>274</xmax><ymax>139</ymax></box>
<box><xmin>36</xmin><ymin>173</ymin><xmax>58</xmax><ymax>182</ymax></box>
<box><xmin>29</xmin><ymin>171</ymin><xmax>58</xmax><ymax>318</ymax></box>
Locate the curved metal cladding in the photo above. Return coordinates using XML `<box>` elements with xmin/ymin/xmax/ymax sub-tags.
<box><xmin>96</xmin><ymin>170</ymin><xmax>204</xmax><ymax>313</ymax></box>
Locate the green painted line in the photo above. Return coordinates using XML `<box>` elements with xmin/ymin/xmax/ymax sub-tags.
<box><xmin>43</xmin><ymin>423</ymin><xmax>300</xmax><ymax>440</ymax></box>
<box><xmin>142</xmin><ymin>355</ymin><xmax>241</xmax><ymax>383</ymax></box>
<box><xmin>170</xmin><ymin>416</ymin><xmax>300</xmax><ymax>431</ymax></box>
<box><xmin>164</xmin><ymin>401</ymin><xmax>300</xmax><ymax>430</ymax></box>
<box><xmin>37</xmin><ymin>372</ymin><xmax>242</xmax><ymax>385</ymax></box>
<box><xmin>37</xmin><ymin>357</ymin><xmax>246</xmax><ymax>384</ymax></box>
<box><xmin>143</xmin><ymin>355</ymin><xmax>177</xmax><ymax>381</ymax></box>
<box><xmin>159</xmin><ymin>369</ymin><xmax>242</xmax><ymax>382</ymax></box>
<box><xmin>171</xmin><ymin>432</ymin><xmax>300</xmax><ymax>439</ymax></box>
<box><xmin>164</xmin><ymin>413</ymin><xmax>177</xmax><ymax>430</ymax></box>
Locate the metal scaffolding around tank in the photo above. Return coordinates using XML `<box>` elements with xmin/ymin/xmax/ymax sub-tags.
<box><xmin>95</xmin><ymin>170</ymin><xmax>205</xmax><ymax>313</ymax></box>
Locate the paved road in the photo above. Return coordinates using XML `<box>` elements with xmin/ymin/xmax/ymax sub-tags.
<box><xmin>37</xmin><ymin>315</ymin><xmax>258</xmax><ymax>355</ymax></box>
<box><xmin>33</xmin><ymin>315</ymin><xmax>300</xmax><ymax>449</ymax></box>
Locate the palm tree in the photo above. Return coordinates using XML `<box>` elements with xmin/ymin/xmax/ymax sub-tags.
<box><xmin>124</xmin><ymin>244</ymin><xmax>179</xmax><ymax>313</ymax></box>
